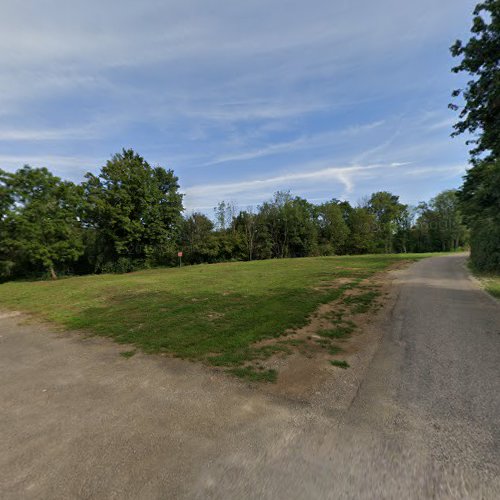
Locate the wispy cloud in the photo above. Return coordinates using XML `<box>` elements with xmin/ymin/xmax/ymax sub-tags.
<box><xmin>204</xmin><ymin>121</ymin><xmax>385</xmax><ymax>166</ymax></box>
<box><xmin>0</xmin><ymin>0</ymin><xmax>473</xmax><ymax>210</ymax></box>
<box><xmin>0</xmin><ymin>126</ymin><xmax>96</xmax><ymax>141</ymax></box>
<box><xmin>0</xmin><ymin>154</ymin><xmax>101</xmax><ymax>180</ymax></box>
<box><xmin>183</xmin><ymin>159</ymin><xmax>468</xmax><ymax>210</ymax></box>
<box><xmin>184</xmin><ymin>162</ymin><xmax>400</xmax><ymax>208</ymax></box>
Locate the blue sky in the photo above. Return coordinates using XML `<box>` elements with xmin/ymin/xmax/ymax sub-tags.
<box><xmin>1</xmin><ymin>0</ymin><xmax>476</xmax><ymax>211</ymax></box>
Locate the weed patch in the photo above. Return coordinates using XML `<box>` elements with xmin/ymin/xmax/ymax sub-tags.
<box><xmin>330</xmin><ymin>360</ymin><xmax>350</xmax><ymax>369</ymax></box>
<box><xmin>228</xmin><ymin>366</ymin><xmax>278</xmax><ymax>383</ymax></box>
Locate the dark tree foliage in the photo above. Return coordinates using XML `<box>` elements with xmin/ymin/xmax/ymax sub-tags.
<box><xmin>460</xmin><ymin>159</ymin><xmax>500</xmax><ymax>271</ymax></box>
<box><xmin>0</xmin><ymin>166</ymin><xmax>83</xmax><ymax>279</ymax></box>
<box><xmin>413</xmin><ymin>191</ymin><xmax>468</xmax><ymax>253</ymax></box>
<box><xmin>82</xmin><ymin>149</ymin><xmax>183</xmax><ymax>272</ymax></box>
<box><xmin>181</xmin><ymin>213</ymin><xmax>219</xmax><ymax>264</ymax></box>
<box><xmin>450</xmin><ymin>0</ymin><xmax>500</xmax><ymax>271</ymax></box>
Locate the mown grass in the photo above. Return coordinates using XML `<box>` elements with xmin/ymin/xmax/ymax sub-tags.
<box><xmin>0</xmin><ymin>254</ymin><xmax>435</xmax><ymax>373</ymax></box>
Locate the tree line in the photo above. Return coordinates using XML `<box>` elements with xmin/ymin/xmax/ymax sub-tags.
<box><xmin>0</xmin><ymin>149</ymin><xmax>468</xmax><ymax>281</ymax></box>
<box><xmin>2</xmin><ymin>0</ymin><xmax>497</xmax><ymax>280</ymax></box>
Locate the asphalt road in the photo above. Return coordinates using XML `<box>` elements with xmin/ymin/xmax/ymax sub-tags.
<box><xmin>1</xmin><ymin>254</ymin><xmax>499</xmax><ymax>499</ymax></box>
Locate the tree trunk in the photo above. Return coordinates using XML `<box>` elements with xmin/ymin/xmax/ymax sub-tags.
<box><xmin>49</xmin><ymin>266</ymin><xmax>57</xmax><ymax>280</ymax></box>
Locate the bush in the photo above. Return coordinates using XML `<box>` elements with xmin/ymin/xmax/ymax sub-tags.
<box><xmin>0</xmin><ymin>260</ymin><xmax>15</xmax><ymax>281</ymax></box>
<box><xmin>469</xmin><ymin>219</ymin><xmax>500</xmax><ymax>272</ymax></box>
<box><xmin>99</xmin><ymin>257</ymin><xmax>147</xmax><ymax>274</ymax></box>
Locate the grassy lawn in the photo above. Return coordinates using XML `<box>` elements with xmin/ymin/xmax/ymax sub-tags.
<box><xmin>0</xmin><ymin>254</ymin><xmax>435</xmax><ymax>372</ymax></box>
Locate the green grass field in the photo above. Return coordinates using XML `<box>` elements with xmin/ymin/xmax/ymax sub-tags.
<box><xmin>0</xmin><ymin>254</ymin><xmax>435</xmax><ymax>373</ymax></box>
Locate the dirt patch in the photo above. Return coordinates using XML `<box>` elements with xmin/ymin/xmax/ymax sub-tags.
<box><xmin>0</xmin><ymin>311</ymin><xmax>22</xmax><ymax>320</ymax></box>
<box><xmin>312</xmin><ymin>276</ymin><xmax>356</xmax><ymax>291</ymax></box>
<box><xmin>235</xmin><ymin>261</ymin><xmax>411</xmax><ymax>406</ymax></box>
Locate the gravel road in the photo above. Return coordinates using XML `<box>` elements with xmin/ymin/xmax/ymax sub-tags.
<box><xmin>1</xmin><ymin>254</ymin><xmax>499</xmax><ymax>499</ymax></box>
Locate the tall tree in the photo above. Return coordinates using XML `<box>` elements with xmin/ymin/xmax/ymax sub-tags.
<box><xmin>0</xmin><ymin>166</ymin><xmax>83</xmax><ymax>279</ymax></box>
<box><xmin>234</xmin><ymin>209</ymin><xmax>258</xmax><ymax>261</ymax></box>
<box><xmin>450</xmin><ymin>0</ymin><xmax>500</xmax><ymax>160</ymax></box>
<box><xmin>181</xmin><ymin>213</ymin><xmax>219</xmax><ymax>264</ymax></box>
<box><xmin>460</xmin><ymin>159</ymin><xmax>500</xmax><ymax>270</ymax></box>
<box><xmin>83</xmin><ymin>149</ymin><xmax>183</xmax><ymax>271</ymax></box>
<box><xmin>366</xmin><ymin>191</ymin><xmax>407</xmax><ymax>253</ymax></box>
<box><xmin>259</xmin><ymin>192</ymin><xmax>316</xmax><ymax>258</ymax></box>
<box><xmin>450</xmin><ymin>0</ymin><xmax>500</xmax><ymax>270</ymax></box>
<box><xmin>314</xmin><ymin>200</ymin><xmax>350</xmax><ymax>255</ymax></box>
<box><xmin>430</xmin><ymin>190</ymin><xmax>468</xmax><ymax>251</ymax></box>
<box><xmin>346</xmin><ymin>208</ymin><xmax>376</xmax><ymax>255</ymax></box>
<box><xmin>394</xmin><ymin>206</ymin><xmax>415</xmax><ymax>254</ymax></box>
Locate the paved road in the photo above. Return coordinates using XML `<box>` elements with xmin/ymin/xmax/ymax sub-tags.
<box><xmin>1</xmin><ymin>255</ymin><xmax>499</xmax><ymax>499</ymax></box>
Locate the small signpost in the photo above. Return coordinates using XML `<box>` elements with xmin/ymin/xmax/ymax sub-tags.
<box><xmin>177</xmin><ymin>251</ymin><xmax>183</xmax><ymax>268</ymax></box>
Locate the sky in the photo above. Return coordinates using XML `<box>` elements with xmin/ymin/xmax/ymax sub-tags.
<box><xmin>1</xmin><ymin>0</ymin><xmax>477</xmax><ymax>212</ymax></box>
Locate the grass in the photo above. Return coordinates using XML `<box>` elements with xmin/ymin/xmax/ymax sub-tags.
<box><xmin>485</xmin><ymin>278</ymin><xmax>500</xmax><ymax>299</ymax></box>
<box><xmin>342</xmin><ymin>290</ymin><xmax>380</xmax><ymax>313</ymax></box>
<box><xmin>318</xmin><ymin>325</ymin><xmax>355</xmax><ymax>339</ymax></box>
<box><xmin>330</xmin><ymin>360</ymin><xmax>350</xmax><ymax>369</ymax></box>
<box><xmin>228</xmin><ymin>366</ymin><xmax>278</xmax><ymax>382</ymax></box>
<box><xmin>0</xmin><ymin>254</ymin><xmax>435</xmax><ymax>376</ymax></box>
<box><xmin>469</xmin><ymin>262</ymin><xmax>500</xmax><ymax>300</ymax></box>
<box><xmin>476</xmin><ymin>274</ymin><xmax>500</xmax><ymax>299</ymax></box>
<box><xmin>328</xmin><ymin>345</ymin><xmax>343</xmax><ymax>355</ymax></box>
<box><xmin>120</xmin><ymin>350</ymin><xmax>136</xmax><ymax>358</ymax></box>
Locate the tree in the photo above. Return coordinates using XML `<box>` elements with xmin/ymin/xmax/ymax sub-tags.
<box><xmin>450</xmin><ymin>1</ymin><xmax>500</xmax><ymax>270</ymax></box>
<box><xmin>181</xmin><ymin>213</ymin><xmax>219</xmax><ymax>263</ymax></box>
<box><xmin>0</xmin><ymin>166</ymin><xmax>83</xmax><ymax>279</ymax></box>
<box><xmin>234</xmin><ymin>209</ymin><xmax>258</xmax><ymax>261</ymax></box>
<box><xmin>394</xmin><ymin>206</ymin><xmax>415</xmax><ymax>253</ymax></box>
<box><xmin>412</xmin><ymin>191</ymin><xmax>468</xmax><ymax>253</ymax></box>
<box><xmin>258</xmin><ymin>192</ymin><xmax>317</xmax><ymax>258</ymax></box>
<box><xmin>314</xmin><ymin>200</ymin><xmax>350</xmax><ymax>255</ymax></box>
<box><xmin>214</xmin><ymin>200</ymin><xmax>238</xmax><ymax>232</ymax></box>
<box><xmin>83</xmin><ymin>149</ymin><xmax>183</xmax><ymax>271</ymax></box>
<box><xmin>366</xmin><ymin>191</ymin><xmax>407</xmax><ymax>253</ymax></box>
<box><xmin>346</xmin><ymin>208</ymin><xmax>376</xmax><ymax>254</ymax></box>
<box><xmin>430</xmin><ymin>190</ymin><xmax>468</xmax><ymax>251</ymax></box>
<box><xmin>412</xmin><ymin>202</ymin><xmax>441</xmax><ymax>252</ymax></box>
<box><xmin>460</xmin><ymin>159</ymin><xmax>500</xmax><ymax>270</ymax></box>
<box><xmin>450</xmin><ymin>0</ymin><xmax>500</xmax><ymax>160</ymax></box>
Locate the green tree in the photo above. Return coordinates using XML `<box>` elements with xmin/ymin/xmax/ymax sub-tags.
<box><xmin>314</xmin><ymin>200</ymin><xmax>350</xmax><ymax>255</ymax></box>
<box><xmin>181</xmin><ymin>213</ymin><xmax>219</xmax><ymax>263</ymax></box>
<box><xmin>450</xmin><ymin>1</ymin><xmax>500</xmax><ymax>270</ymax></box>
<box><xmin>259</xmin><ymin>192</ymin><xmax>316</xmax><ymax>258</ymax></box>
<box><xmin>450</xmin><ymin>0</ymin><xmax>500</xmax><ymax>160</ymax></box>
<box><xmin>413</xmin><ymin>191</ymin><xmax>468</xmax><ymax>253</ymax></box>
<box><xmin>346</xmin><ymin>208</ymin><xmax>376</xmax><ymax>254</ymax></box>
<box><xmin>0</xmin><ymin>166</ymin><xmax>83</xmax><ymax>279</ymax></box>
<box><xmin>394</xmin><ymin>206</ymin><xmax>415</xmax><ymax>253</ymax></box>
<box><xmin>431</xmin><ymin>190</ymin><xmax>468</xmax><ymax>251</ymax></box>
<box><xmin>366</xmin><ymin>191</ymin><xmax>407</xmax><ymax>253</ymax></box>
<box><xmin>83</xmin><ymin>149</ymin><xmax>183</xmax><ymax>271</ymax></box>
<box><xmin>234</xmin><ymin>210</ymin><xmax>258</xmax><ymax>261</ymax></box>
<box><xmin>460</xmin><ymin>159</ymin><xmax>500</xmax><ymax>270</ymax></box>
